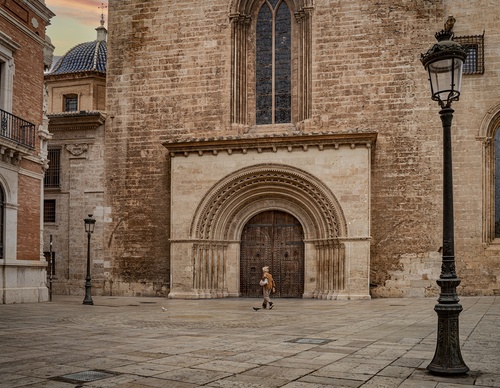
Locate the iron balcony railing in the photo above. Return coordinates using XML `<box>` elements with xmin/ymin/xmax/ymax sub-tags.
<box><xmin>0</xmin><ymin>108</ymin><xmax>36</xmax><ymax>149</ymax></box>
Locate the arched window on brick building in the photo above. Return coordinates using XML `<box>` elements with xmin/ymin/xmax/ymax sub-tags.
<box><xmin>230</xmin><ymin>0</ymin><xmax>313</xmax><ymax>128</ymax></box>
<box><xmin>256</xmin><ymin>0</ymin><xmax>291</xmax><ymax>124</ymax></box>
<box><xmin>495</xmin><ymin>127</ymin><xmax>500</xmax><ymax>237</ymax></box>
<box><xmin>0</xmin><ymin>184</ymin><xmax>4</xmax><ymax>260</ymax></box>
<box><xmin>480</xmin><ymin>103</ymin><xmax>500</xmax><ymax>243</ymax></box>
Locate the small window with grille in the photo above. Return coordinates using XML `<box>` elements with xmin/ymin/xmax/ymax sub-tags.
<box><xmin>44</xmin><ymin>199</ymin><xmax>56</xmax><ymax>223</ymax></box>
<box><xmin>64</xmin><ymin>94</ymin><xmax>78</xmax><ymax>112</ymax></box>
<box><xmin>44</xmin><ymin>148</ymin><xmax>61</xmax><ymax>188</ymax></box>
<box><xmin>454</xmin><ymin>33</ymin><xmax>484</xmax><ymax>75</ymax></box>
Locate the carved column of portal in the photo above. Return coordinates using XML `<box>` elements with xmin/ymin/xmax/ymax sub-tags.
<box><xmin>314</xmin><ymin>240</ymin><xmax>346</xmax><ymax>300</ymax></box>
<box><xmin>193</xmin><ymin>242</ymin><xmax>228</xmax><ymax>298</ymax></box>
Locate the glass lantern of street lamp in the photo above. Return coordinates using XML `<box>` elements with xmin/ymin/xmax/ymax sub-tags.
<box><xmin>421</xmin><ymin>26</ymin><xmax>467</xmax><ymax>109</ymax></box>
<box><xmin>84</xmin><ymin>214</ymin><xmax>96</xmax><ymax>234</ymax></box>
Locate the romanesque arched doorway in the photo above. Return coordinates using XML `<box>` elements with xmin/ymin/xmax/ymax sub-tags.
<box><xmin>240</xmin><ymin>210</ymin><xmax>304</xmax><ymax>298</ymax></box>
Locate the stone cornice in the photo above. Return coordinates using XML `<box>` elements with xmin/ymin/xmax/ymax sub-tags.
<box><xmin>0</xmin><ymin>5</ymin><xmax>50</xmax><ymax>47</ymax></box>
<box><xmin>163</xmin><ymin>130</ymin><xmax>377</xmax><ymax>157</ymax></box>
<box><xmin>24</xmin><ymin>0</ymin><xmax>56</xmax><ymax>23</ymax></box>
<box><xmin>0</xmin><ymin>138</ymin><xmax>36</xmax><ymax>166</ymax></box>
<box><xmin>47</xmin><ymin>111</ymin><xmax>106</xmax><ymax>131</ymax></box>
<box><xmin>44</xmin><ymin>71</ymin><xmax>106</xmax><ymax>82</ymax></box>
<box><xmin>0</xmin><ymin>30</ymin><xmax>21</xmax><ymax>51</ymax></box>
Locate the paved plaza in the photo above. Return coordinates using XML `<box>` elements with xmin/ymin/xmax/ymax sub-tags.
<box><xmin>0</xmin><ymin>295</ymin><xmax>498</xmax><ymax>387</ymax></box>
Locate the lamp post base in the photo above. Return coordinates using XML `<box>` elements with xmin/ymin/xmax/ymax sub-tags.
<box><xmin>83</xmin><ymin>281</ymin><xmax>93</xmax><ymax>305</ymax></box>
<box><xmin>427</xmin><ymin>303</ymin><xmax>469</xmax><ymax>375</ymax></box>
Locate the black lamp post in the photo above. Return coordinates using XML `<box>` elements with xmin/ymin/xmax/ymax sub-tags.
<box><xmin>420</xmin><ymin>17</ymin><xmax>469</xmax><ymax>375</ymax></box>
<box><xmin>83</xmin><ymin>214</ymin><xmax>96</xmax><ymax>305</ymax></box>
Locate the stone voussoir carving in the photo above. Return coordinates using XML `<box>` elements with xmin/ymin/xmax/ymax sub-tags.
<box><xmin>191</xmin><ymin>163</ymin><xmax>347</xmax><ymax>241</ymax></box>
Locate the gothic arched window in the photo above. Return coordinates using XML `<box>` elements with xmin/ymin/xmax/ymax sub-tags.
<box><xmin>0</xmin><ymin>185</ymin><xmax>4</xmax><ymax>259</ymax></box>
<box><xmin>256</xmin><ymin>0</ymin><xmax>291</xmax><ymax>124</ymax></box>
<box><xmin>230</xmin><ymin>0</ymin><xmax>312</xmax><ymax>128</ymax></box>
<box><xmin>495</xmin><ymin>127</ymin><xmax>500</xmax><ymax>237</ymax></box>
<box><xmin>480</xmin><ymin>103</ymin><xmax>500</xmax><ymax>243</ymax></box>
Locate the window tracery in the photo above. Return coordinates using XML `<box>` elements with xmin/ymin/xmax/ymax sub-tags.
<box><xmin>479</xmin><ymin>102</ymin><xmax>500</xmax><ymax>244</ymax></box>
<box><xmin>230</xmin><ymin>0</ymin><xmax>313</xmax><ymax>128</ymax></box>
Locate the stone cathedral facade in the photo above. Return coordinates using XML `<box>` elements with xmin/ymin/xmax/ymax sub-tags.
<box><xmin>45</xmin><ymin>0</ymin><xmax>500</xmax><ymax>300</ymax></box>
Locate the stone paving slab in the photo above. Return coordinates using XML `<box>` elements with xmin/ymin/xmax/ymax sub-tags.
<box><xmin>0</xmin><ymin>296</ymin><xmax>498</xmax><ymax>387</ymax></box>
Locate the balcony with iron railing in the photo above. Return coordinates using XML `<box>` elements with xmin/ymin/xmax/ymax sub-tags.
<box><xmin>0</xmin><ymin>108</ymin><xmax>36</xmax><ymax>149</ymax></box>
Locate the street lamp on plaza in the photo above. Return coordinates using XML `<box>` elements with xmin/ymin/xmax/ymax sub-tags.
<box><xmin>420</xmin><ymin>17</ymin><xmax>469</xmax><ymax>375</ymax></box>
<box><xmin>83</xmin><ymin>214</ymin><xmax>96</xmax><ymax>305</ymax></box>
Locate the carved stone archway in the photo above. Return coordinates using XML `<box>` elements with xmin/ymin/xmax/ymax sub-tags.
<box><xmin>166</xmin><ymin>131</ymin><xmax>375</xmax><ymax>300</ymax></box>
<box><xmin>187</xmin><ymin>164</ymin><xmax>351</xmax><ymax>299</ymax></box>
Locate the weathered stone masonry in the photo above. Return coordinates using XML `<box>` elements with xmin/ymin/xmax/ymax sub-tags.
<box><xmin>101</xmin><ymin>0</ymin><xmax>500</xmax><ymax>298</ymax></box>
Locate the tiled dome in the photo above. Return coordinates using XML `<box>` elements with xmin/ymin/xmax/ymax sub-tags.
<box><xmin>49</xmin><ymin>27</ymin><xmax>107</xmax><ymax>75</ymax></box>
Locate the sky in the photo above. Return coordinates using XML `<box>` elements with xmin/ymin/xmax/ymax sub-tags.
<box><xmin>45</xmin><ymin>0</ymin><xmax>108</xmax><ymax>56</ymax></box>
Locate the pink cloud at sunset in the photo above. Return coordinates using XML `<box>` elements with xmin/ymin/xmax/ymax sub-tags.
<box><xmin>45</xmin><ymin>0</ymin><xmax>108</xmax><ymax>56</ymax></box>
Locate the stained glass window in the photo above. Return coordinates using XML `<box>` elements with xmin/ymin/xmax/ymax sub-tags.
<box><xmin>256</xmin><ymin>0</ymin><xmax>291</xmax><ymax>125</ymax></box>
<box><xmin>495</xmin><ymin>128</ymin><xmax>500</xmax><ymax>237</ymax></box>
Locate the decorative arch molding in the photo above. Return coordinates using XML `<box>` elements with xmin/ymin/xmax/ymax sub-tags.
<box><xmin>229</xmin><ymin>0</ymin><xmax>313</xmax><ymax>126</ymax></box>
<box><xmin>0</xmin><ymin>174</ymin><xmax>12</xmax><ymax>203</ymax></box>
<box><xmin>190</xmin><ymin>163</ymin><xmax>347</xmax><ymax>241</ymax></box>
<box><xmin>478</xmin><ymin>102</ymin><xmax>500</xmax><ymax>243</ymax></box>
<box><xmin>229</xmin><ymin>0</ymin><xmax>313</xmax><ymax>15</ymax></box>
<box><xmin>185</xmin><ymin>164</ymin><xmax>355</xmax><ymax>300</ymax></box>
<box><xmin>478</xmin><ymin>102</ymin><xmax>500</xmax><ymax>141</ymax></box>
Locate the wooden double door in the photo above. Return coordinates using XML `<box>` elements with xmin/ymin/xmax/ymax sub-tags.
<box><xmin>240</xmin><ymin>210</ymin><xmax>304</xmax><ymax>298</ymax></box>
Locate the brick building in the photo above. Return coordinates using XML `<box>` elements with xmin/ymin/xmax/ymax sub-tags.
<box><xmin>43</xmin><ymin>23</ymin><xmax>107</xmax><ymax>296</ymax></box>
<box><xmin>46</xmin><ymin>0</ymin><xmax>500</xmax><ymax>300</ymax></box>
<box><xmin>0</xmin><ymin>0</ymin><xmax>54</xmax><ymax>303</ymax></box>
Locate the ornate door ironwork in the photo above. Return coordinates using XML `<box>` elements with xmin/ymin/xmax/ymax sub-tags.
<box><xmin>240</xmin><ymin>210</ymin><xmax>304</xmax><ymax>298</ymax></box>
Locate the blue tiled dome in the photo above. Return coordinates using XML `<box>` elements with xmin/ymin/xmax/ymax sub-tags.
<box><xmin>50</xmin><ymin>38</ymin><xmax>106</xmax><ymax>75</ymax></box>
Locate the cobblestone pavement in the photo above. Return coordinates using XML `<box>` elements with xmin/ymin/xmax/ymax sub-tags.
<box><xmin>0</xmin><ymin>295</ymin><xmax>498</xmax><ymax>387</ymax></box>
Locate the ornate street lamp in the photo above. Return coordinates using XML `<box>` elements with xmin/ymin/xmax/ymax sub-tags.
<box><xmin>420</xmin><ymin>17</ymin><xmax>469</xmax><ymax>375</ymax></box>
<box><xmin>83</xmin><ymin>214</ymin><xmax>96</xmax><ymax>305</ymax></box>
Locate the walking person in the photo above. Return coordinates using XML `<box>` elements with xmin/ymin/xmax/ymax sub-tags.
<box><xmin>259</xmin><ymin>266</ymin><xmax>275</xmax><ymax>309</ymax></box>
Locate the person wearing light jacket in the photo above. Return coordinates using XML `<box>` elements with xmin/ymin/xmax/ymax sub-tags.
<box><xmin>259</xmin><ymin>266</ymin><xmax>275</xmax><ymax>309</ymax></box>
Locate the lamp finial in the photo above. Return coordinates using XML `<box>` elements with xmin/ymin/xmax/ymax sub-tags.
<box><xmin>435</xmin><ymin>16</ymin><xmax>456</xmax><ymax>42</ymax></box>
<box><xmin>444</xmin><ymin>16</ymin><xmax>455</xmax><ymax>33</ymax></box>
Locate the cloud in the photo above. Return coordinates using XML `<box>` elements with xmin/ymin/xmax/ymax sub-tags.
<box><xmin>47</xmin><ymin>0</ymin><xmax>107</xmax><ymax>27</ymax></box>
<box><xmin>45</xmin><ymin>0</ymin><xmax>108</xmax><ymax>55</ymax></box>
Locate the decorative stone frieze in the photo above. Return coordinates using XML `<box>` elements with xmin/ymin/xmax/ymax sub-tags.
<box><xmin>65</xmin><ymin>143</ymin><xmax>89</xmax><ymax>156</ymax></box>
<box><xmin>164</xmin><ymin>130</ymin><xmax>376</xmax><ymax>158</ymax></box>
<box><xmin>47</xmin><ymin>111</ymin><xmax>106</xmax><ymax>132</ymax></box>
